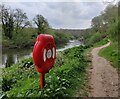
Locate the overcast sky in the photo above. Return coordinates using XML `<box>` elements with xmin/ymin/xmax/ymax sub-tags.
<box><xmin>1</xmin><ymin>0</ymin><xmax>117</xmax><ymax>29</ymax></box>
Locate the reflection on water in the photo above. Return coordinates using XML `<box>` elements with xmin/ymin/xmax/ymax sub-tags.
<box><xmin>1</xmin><ymin>40</ymin><xmax>81</xmax><ymax>68</ymax></box>
<box><xmin>2</xmin><ymin>48</ymin><xmax>32</xmax><ymax>68</ymax></box>
<box><xmin>56</xmin><ymin>40</ymin><xmax>81</xmax><ymax>52</ymax></box>
<box><xmin>2</xmin><ymin>54</ymin><xmax>18</xmax><ymax>67</ymax></box>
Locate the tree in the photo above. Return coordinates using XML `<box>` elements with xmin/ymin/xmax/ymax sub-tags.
<box><xmin>14</xmin><ymin>8</ymin><xmax>30</xmax><ymax>34</ymax></box>
<box><xmin>91</xmin><ymin>15</ymin><xmax>104</xmax><ymax>32</ymax></box>
<box><xmin>0</xmin><ymin>5</ymin><xmax>14</xmax><ymax>39</ymax></box>
<box><xmin>91</xmin><ymin>3</ymin><xmax>119</xmax><ymax>42</ymax></box>
<box><xmin>102</xmin><ymin>4</ymin><xmax>118</xmax><ymax>25</ymax></box>
<box><xmin>33</xmin><ymin>14</ymin><xmax>49</xmax><ymax>34</ymax></box>
<box><xmin>0</xmin><ymin>5</ymin><xmax>30</xmax><ymax>38</ymax></box>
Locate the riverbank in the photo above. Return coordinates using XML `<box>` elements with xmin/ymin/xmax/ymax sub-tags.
<box><xmin>2</xmin><ymin>38</ymin><xmax>68</xmax><ymax>50</ymax></box>
<box><xmin>2</xmin><ymin>40</ymin><xmax>81</xmax><ymax>68</ymax></box>
<box><xmin>2</xmin><ymin>28</ymin><xmax>72</xmax><ymax>50</ymax></box>
<box><xmin>2</xmin><ymin>45</ymin><xmax>88</xmax><ymax>97</ymax></box>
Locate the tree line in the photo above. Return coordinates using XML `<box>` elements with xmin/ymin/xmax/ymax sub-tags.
<box><xmin>0</xmin><ymin>4</ymin><xmax>49</xmax><ymax>39</ymax></box>
<box><xmin>91</xmin><ymin>3</ymin><xmax>118</xmax><ymax>39</ymax></box>
<box><xmin>84</xmin><ymin>2</ymin><xmax>119</xmax><ymax>45</ymax></box>
<box><xmin>1</xmin><ymin>4</ymin><xmax>72</xmax><ymax>49</ymax></box>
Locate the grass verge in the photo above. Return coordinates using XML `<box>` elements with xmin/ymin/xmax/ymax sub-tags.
<box><xmin>99</xmin><ymin>41</ymin><xmax>119</xmax><ymax>70</ymax></box>
<box><xmin>2</xmin><ymin>45</ymin><xmax>88</xmax><ymax>98</ymax></box>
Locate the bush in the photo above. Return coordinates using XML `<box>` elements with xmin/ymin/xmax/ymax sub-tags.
<box><xmin>12</xmin><ymin>28</ymin><xmax>37</xmax><ymax>48</ymax></box>
<box><xmin>87</xmin><ymin>32</ymin><xmax>106</xmax><ymax>46</ymax></box>
<box><xmin>2</xmin><ymin>27</ymin><xmax>71</xmax><ymax>49</ymax></box>
<box><xmin>107</xmin><ymin>21</ymin><xmax>118</xmax><ymax>41</ymax></box>
<box><xmin>50</xmin><ymin>31</ymin><xmax>71</xmax><ymax>48</ymax></box>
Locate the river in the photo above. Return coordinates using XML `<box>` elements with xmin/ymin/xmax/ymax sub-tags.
<box><xmin>1</xmin><ymin>40</ymin><xmax>81</xmax><ymax>68</ymax></box>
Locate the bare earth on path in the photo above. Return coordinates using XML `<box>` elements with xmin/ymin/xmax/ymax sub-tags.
<box><xmin>89</xmin><ymin>42</ymin><xmax>118</xmax><ymax>97</ymax></box>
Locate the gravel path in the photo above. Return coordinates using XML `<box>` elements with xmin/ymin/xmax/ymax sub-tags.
<box><xmin>89</xmin><ymin>42</ymin><xmax>118</xmax><ymax>97</ymax></box>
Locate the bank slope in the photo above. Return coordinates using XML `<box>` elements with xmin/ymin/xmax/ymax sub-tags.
<box><xmin>2</xmin><ymin>45</ymin><xmax>88</xmax><ymax>98</ymax></box>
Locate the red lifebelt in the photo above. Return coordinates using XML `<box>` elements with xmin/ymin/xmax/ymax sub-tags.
<box><xmin>32</xmin><ymin>34</ymin><xmax>56</xmax><ymax>73</ymax></box>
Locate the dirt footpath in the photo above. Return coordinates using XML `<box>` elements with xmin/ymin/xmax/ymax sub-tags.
<box><xmin>89</xmin><ymin>42</ymin><xmax>118</xmax><ymax>97</ymax></box>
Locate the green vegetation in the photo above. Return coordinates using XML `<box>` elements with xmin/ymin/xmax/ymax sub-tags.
<box><xmin>83</xmin><ymin>3</ymin><xmax>119</xmax><ymax>70</ymax></box>
<box><xmin>84</xmin><ymin>4</ymin><xmax>118</xmax><ymax>45</ymax></box>
<box><xmin>1</xmin><ymin>5</ymin><xmax>72</xmax><ymax>49</ymax></box>
<box><xmin>33</xmin><ymin>14</ymin><xmax>49</xmax><ymax>34</ymax></box>
<box><xmin>94</xmin><ymin>38</ymin><xmax>109</xmax><ymax>47</ymax></box>
<box><xmin>2</xmin><ymin>46</ymin><xmax>88</xmax><ymax>97</ymax></box>
<box><xmin>2</xmin><ymin>27</ymin><xmax>71</xmax><ymax>49</ymax></box>
<box><xmin>1</xmin><ymin>2</ymin><xmax>119</xmax><ymax>98</ymax></box>
<box><xmin>51</xmin><ymin>30</ymin><xmax>72</xmax><ymax>48</ymax></box>
<box><xmin>85</xmin><ymin>32</ymin><xmax>108</xmax><ymax>46</ymax></box>
<box><xmin>99</xmin><ymin>41</ymin><xmax>119</xmax><ymax>70</ymax></box>
<box><xmin>2</xmin><ymin>27</ymin><xmax>37</xmax><ymax>48</ymax></box>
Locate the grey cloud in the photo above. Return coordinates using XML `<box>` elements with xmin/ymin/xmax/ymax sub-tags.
<box><xmin>3</xmin><ymin>2</ymin><xmax>106</xmax><ymax>29</ymax></box>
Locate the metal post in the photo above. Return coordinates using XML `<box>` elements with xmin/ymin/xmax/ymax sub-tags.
<box><xmin>40</xmin><ymin>73</ymin><xmax>45</xmax><ymax>89</ymax></box>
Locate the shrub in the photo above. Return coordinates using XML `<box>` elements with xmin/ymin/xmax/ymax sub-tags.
<box><xmin>88</xmin><ymin>32</ymin><xmax>105</xmax><ymax>45</ymax></box>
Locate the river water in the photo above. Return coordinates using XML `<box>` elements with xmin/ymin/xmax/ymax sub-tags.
<box><xmin>1</xmin><ymin>40</ymin><xmax>81</xmax><ymax>68</ymax></box>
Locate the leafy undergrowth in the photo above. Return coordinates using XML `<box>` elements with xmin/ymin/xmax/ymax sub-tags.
<box><xmin>99</xmin><ymin>41</ymin><xmax>119</xmax><ymax>70</ymax></box>
<box><xmin>2</xmin><ymin>46</ymin><xmax>88</xmax><ymax>98</ymax></box>
<box><xmin>93</xmin><ymin>38</ymin><xmax>109</xmax><ymax>47</ymax></box>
